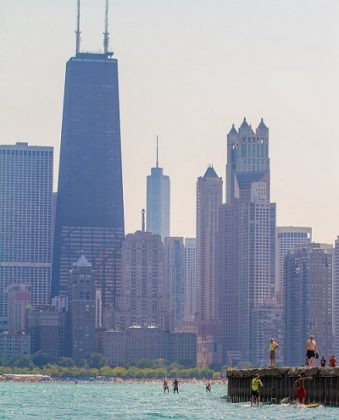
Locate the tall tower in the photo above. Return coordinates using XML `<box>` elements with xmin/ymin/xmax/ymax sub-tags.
<box><xmin>220</xmin><ymin>119</ymin><xmax>276</xmax><ymax>364</ymax></box>
<box><xmin>196</xmin><ymin>167</ymin><xmax>223</xmax><ymax>367</ymax></box>
<box><xmin>0</xmin><ymin>142</ymin><xmax>53</xmax><ymax>331</ymax></box>
<box><xmin>52</xmin><ymin>2</ymin><xmax>125</xmax><ymax>320</ymax></box>
<box><xmin>334</xmin><ymin>236</ymin><xmax>339</xmax><ymax>355</ymax></box>
<box><xmin>146</xmin><ymin>138</ymin><xmax>170</xmax><ymax>240</ymax></box>
<box><xmin>68</xmin><ymin>255</ymin><xmax>96</xmax><ymax>363</ymax></box>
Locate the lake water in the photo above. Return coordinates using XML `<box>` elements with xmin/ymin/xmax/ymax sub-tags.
<box><xmin>1</xmin><ymin>382</ymin><xmax>339</xmax><ymax>419</ymax></box>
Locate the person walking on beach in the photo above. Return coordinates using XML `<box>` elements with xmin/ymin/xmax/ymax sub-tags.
<box><xmin>305</xmin><ymin>335</ymin><xmax>318</xmax><ymax>367</ymax></box>
<box><xmin>173</xmin><ymin>378</ymin><xmax>180</xmax><ymax>394</ymax></box>
<box><xmin>251</xmin><ymin>374</ymin><xmax>263</xmax><ymax>406</ymax></box>
<box><xmin>163</xmin><ymin>379</ymin><xmax>169</xmax><ymax>393</ymax></box>
<box><xmin>269</xmin><ymin>338</ymin><xmax>279</xmax><ymax>368</ymax></box>
<box><xmin>294</xmin><ymin>374</ymin><xmax>313</xmax><ymax>404</ymax></box>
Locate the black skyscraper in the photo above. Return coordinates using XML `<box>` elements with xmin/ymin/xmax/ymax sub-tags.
<box><xmin>52</xmin><ymin>4</ymin><xmax>124</xmax><ymax>320</ymax></box>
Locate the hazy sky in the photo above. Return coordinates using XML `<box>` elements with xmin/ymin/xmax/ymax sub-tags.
<box><xmin>1</xmin><ymin>0</ymin><xmax>339</xmax><ymax>243</ymax></box>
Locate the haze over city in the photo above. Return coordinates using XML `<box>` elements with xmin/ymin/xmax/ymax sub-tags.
<box><xmin>2</xmin><ymin>0</ymin><xmax>339</xmax><ymax>242</ymax></box>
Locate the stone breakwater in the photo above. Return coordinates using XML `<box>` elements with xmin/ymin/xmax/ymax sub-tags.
<box><xmin>227</xmin><ymin>367</ymin><xmax>339</xmax><ymax>406</ymax></box>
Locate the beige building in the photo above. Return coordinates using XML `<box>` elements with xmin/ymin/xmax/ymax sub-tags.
<box><xmin>196</xmin><ymin>167</ymin><xmax>223</xmax><ymax>367</ymax></box>
<box><xmin>115</xmin><ymin>231</ymin><xmax>168</xmax><ymax>331</ymax></box>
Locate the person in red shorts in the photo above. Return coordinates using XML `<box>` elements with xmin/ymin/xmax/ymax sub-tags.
<box><xmin>294</xmin><ymin>374</ymin><xmax>313</xmax><ymax>404</ymax></box>
<box><xmin>329</xmin><ymin>355</ymin><xmax>337</xmax><ymax>367</ymax></box>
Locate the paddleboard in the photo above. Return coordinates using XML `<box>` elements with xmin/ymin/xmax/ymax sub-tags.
<box><xmin>299</xmin><ymin>403</ymin><xmax>320</xmax><ymax>408</ymax></box>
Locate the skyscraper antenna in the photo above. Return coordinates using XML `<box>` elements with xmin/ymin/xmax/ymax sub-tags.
<box><xmin>103</xmin><ymin>0</ymin><xmax>110</xmax><ymax>54</ymax></box>
<box><xmin>156</xmin><ymin>135</ymin><xmax>159</xmax><ymax>168</ymax></box>
<box><xmin>75</xmin><ymin>0</ymin><xmax>81</xmax><ymax>55</ymax></box>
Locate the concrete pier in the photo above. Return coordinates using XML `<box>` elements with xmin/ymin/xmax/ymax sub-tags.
<box><xmin>227</xmin><ymin>367</ymin><xmax>339</xmax><ymax>406</ymax></box>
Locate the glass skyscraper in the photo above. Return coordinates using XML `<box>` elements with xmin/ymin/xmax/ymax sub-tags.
<box><xmin>146</xmin><ymin>145</ymin><xmax>170</xmax><ymax>240</ymax></box>
<box><xmin>52</xmin><ymin>50</ymin><xmax>125</xmax><ymax>316</ymax></box>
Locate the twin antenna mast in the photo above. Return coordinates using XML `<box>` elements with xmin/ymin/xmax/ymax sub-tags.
<box><xmin>75</xmin><ymin>0</ymin><xmax>112</xmax><ymax>56</ymax></box>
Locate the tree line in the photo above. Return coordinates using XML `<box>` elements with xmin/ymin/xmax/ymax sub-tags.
<box><xmin>0</xmin><ymin>353</ymin><xmax>222</xmax><ymax>380</ymax></box>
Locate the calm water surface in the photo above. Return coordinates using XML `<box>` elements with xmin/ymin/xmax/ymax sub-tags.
<box><xmin>0</xmin><ymin>382</ymin><xmax>338</xmax><ymax>419</ymax></box>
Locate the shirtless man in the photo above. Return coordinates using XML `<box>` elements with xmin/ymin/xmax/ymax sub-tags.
<box><xmin>305</xmin><ymin>335</ymin><xmax>318</xmax><ymax>367</ymax></box>
<box><xmin>294</xmin><ymin>374</ymin><xmax>313</xmax><ymax>404</ymax></box>
<box><xmin>269</xmin><ymin>338</ymin><xmax>279</xmax><ymax>368</ymax></box>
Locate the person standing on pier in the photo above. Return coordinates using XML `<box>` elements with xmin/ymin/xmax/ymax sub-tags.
<box><xmin>251</xmin><ymin>374</ymin><xmax>263</xmax><ymax>406</ymax></box>
<box><xmin>305</xmin><ymin>335</ymin><xmax>318</xmax><ymax>367</ymax></box>
<box><xmin>329</xmin><ymin>355</ymin><xmax>336</xmax><ymax>367</ymax></box>
<box><xmin>269</xmin><ymin>338</ymin><xmax>279</xmax><ymax>368</ymax></box>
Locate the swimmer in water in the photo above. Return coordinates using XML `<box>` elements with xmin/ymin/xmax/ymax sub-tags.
<box><xmin>206</xmin><ymin>382</ymin><xmax>211</xmax><ymax>392</ymax></box>
<box><xmin>163</xmin><ymin>379</ymin><xmax>169</xmax><ymax>393</ymax></box>
<box><xmin>173</xmin><ymin>378</ymin><xmax>180</xmax><ymax>394</ymax></box>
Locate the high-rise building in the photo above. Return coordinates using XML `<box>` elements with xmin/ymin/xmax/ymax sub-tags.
<box><xmin>116</xmin><ymin>231</ymin><xmax>168</xmax><ymax>331</ymax></box>
<box><xmin>0</xmin><ymin>142</ymin><xmax>53</xmax><ymax>331</ymax></box>
<box><xmin>7</xmin><ymin>284</ymin><xmax>30</xmax><ymax>335</ymax></box>
<box><xmin>220</xmin><ymin>119</ymin><xmax>276</xmax><ymax>365</ymax></box>
<box><xmin>196</xmin><ymin>167</ymin><xmax>223</xmax><ymax>367</ymax></box>
<box><xmin>184</xmin><ymin>238</ymin><xmax>196</xmax><ymax>319</ymax></box>
<box><xmin>52</xmin><ymin>8</ymin><xmax>124</xmax><ymax>321</ymax></box>
<box><xmin>164</xmin><ymin>237</ymin><xmax>185</xmax><ymax>330</ymax></box>
<box><xmin>68</xmin><ymin>255</ymin><xmax>96</xmax><ymax>363</ymax></box>
<box><xmin>284</xmin><ymin>243</ymin><xmax>333</xmax><ymax>366</ymax></box>
<box><xmin>276</xmin><ymin>226</ymin><xmax>312</xmax><ymax>303</ymax></box>
<box><xmin>334</xmin><ymin>237</ymin><xmax>339</xmax><ymax>355</ymax></box>
<box><xmin>146</xmin><ymin>140</ymin><xmax>170</xmax><ymax>240</ymax></box>
<box><xmin>29</xmin><ymin>306</ymin><xmax>66</xmax><ymax>363</ymax></box>
<box><xmin>218</xmin><ymin>200</ymin><xmax>241</xmax><ymax>365</ymax></box>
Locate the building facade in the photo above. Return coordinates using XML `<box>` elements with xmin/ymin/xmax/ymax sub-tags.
<box><xmin>163</xmin><ymin>237</ymin><xmax>185</xmax><ymax>330</ymax></box>
<box><xmin>104</xmin><ymin>326</ymin><xmax>196</xmax><ymax>367</ymax></box>
<box><xmin>334</xmin><ymin>236</ymin><xmax>339</xmax><ymax>355</ymax></box>
<box><xmin>7</xmin><ymin>283</ymin><xmax>30</xmax><ymax>335</ymax></box>
<box><xmin>146</xmin><ymin>147</ymin><xmax>170</xmax><ymax>240</ymax></box>
<box><xmin>29</xmin><ymin>306</ymin><xmax>66</xmax><ymax>363</ymax></box>
<box><xmin>0</xmin><ymin>142</ymin><xmax>53</xmax><ymax>331</ymax></box>
<box><xmin>184</xmin><ymin>238</ymin><xmax>196</xmax><ymax>319</ymax></box>
<box><xmin>284</xmin><ymin>244</ymin><xmax>333</xmax><ymax>366</ymax></box>
<box><xmin>116</xmin><ymin>231</ymin><xmax>168</xmax><ymax>331</ymax></box>
<box><xmin>276</xmin><ymin>226</ymin><xmax>312</xmax><ymax>303</ymax></box>
<box><xmin>52</xmin><ymin>50</ymin><xmax>124</xmax><ymax>322</ymax></box>
<box><xmin>196</xmin><ymin>167</ymin><xmax>223</xmax><ymax>367</ymax></box>
<box><xmin>68</xmin><ymin>255</ymin><xmax>97</xmax><ymax>363</ymax></box>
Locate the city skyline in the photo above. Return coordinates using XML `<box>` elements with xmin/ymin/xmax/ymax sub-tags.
<box><xmin>2</xmin><ymin>0</ymin><xmax>339</xmax><ymax>243</ymax></box>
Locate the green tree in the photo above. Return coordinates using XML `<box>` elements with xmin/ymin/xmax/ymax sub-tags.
<box><xmin>9</xmin><ymin>355</ymin><xmax>33</xmax><ymax>368</ymax></box>
<box><xmin>89</xmin><ymin>353</ymin><xmax>107</xmax><ymax>369</ymax></box>
<box><xmin>59</xmin><ymin>357</ymin><xmax>75</xmax><ymax>368</ymax></box>
<box><xmin>79</xmin><ymin>359</ymin><xmax>89</xmax><ymax>368</ymax></box>
<box><xmin>134</xmin><ymin>358</ymin><xmax>153</xmax><ymax>368</ymax></box>
<box><xmin>32</xmin><ymin>352</ymin><xmax>50</xmax><ymax>368</ymax></box>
